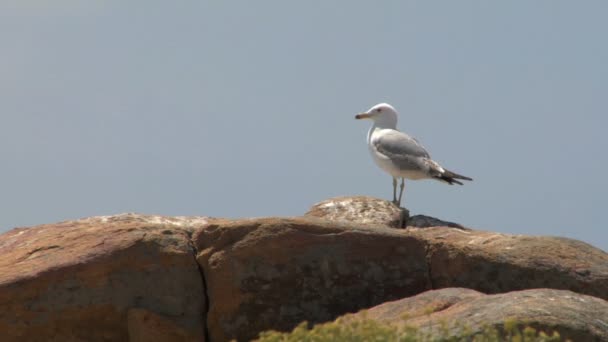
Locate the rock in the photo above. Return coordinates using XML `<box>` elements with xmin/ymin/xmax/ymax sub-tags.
<box><xmin>193</xmin><ymin>217</ymin><xmax>429</xmax><ymax>342</ymax></box>
<box><xmin>309</xmin><ymin>196</ymin><xmax>608</xmax><ymax>299</ymax></box>
<box><xmin>355</xmin><ymin>288</ymin><xmax>484</xmax><ymax>321</ymax></box>
<box><xmin>193</xmin><ymin>214</ymin><xmax>608</xmax><ymax>341</ymax></box>
<box><xmin>0</xmin><ymin>214</ymin><xmax>207</xmax><ymax>342</ymax></box>
<box><xmin>1</xmin><ymin>196</ymin><xmax>607</xmax><ymax>341</ymax></box>
<box><xmin>406</xmin><ymin>214</ymin><xmax>467</xmax><ymax>229</ymax></box>
<box><xmin>305</xmin><ymin>196</ymin><xmax>466</xmax><ymax>229</ymax></box>
<box><xmin>410</xmin><ymin>226</ymin><xmax>608</xmax><ymax>298</ymax></box>
<box><xmin>305</xmin><ymin>196</ymin><xmax>409</xmax><ymax>228</ymax></box>
<box><xmin>348</xmin><ymin>288</ymin><xmax>608</xmax><ymax>341</ymax></box>
<box><xmin>128</xmin><ymin>308</ymin><xmax>199</xmax><ymax>342</ymax></box>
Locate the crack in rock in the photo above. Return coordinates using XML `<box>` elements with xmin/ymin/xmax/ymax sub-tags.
<box><xmin>186</xmin><ymin>231</ymin><xmax>210</xmax><ymax>342</ymax></box>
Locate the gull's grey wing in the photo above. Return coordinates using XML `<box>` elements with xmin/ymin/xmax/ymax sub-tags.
<box><xmin>373</xmin><ymin>129</ymin><xmax>430</xmax><ymax>159</ymax></box>
<box><xmin>372</xmin><ymin>129</ymin><xmax>471</xmax><ymax>183</ymax></box>
<box><xmin>372</xmin><ymin>129</ymin><xmax>434</xmax><ymax>173</ymax></box>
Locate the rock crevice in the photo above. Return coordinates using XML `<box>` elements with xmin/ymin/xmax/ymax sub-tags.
<box><xmin>185</xmin><ymin>230</ymin><xmax>211</xmax><ymax>342</ymax></box>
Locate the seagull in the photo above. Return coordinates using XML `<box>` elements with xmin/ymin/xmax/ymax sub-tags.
<box><xmin>356</xmin><ymin>103</ymin><xmax>472</xmax><ymax>207</ymax></box>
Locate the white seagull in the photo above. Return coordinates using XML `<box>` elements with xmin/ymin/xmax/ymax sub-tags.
<box><xmin>356</xmin><ymin>103</ymin><xmax>472</xmax><ymax>207</ymax></box>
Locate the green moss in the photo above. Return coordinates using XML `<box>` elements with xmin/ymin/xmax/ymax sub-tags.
<box><xmin>255</xmin><ymin>317</ymin><xmax>566</xmax><ymax>342</ymax></box>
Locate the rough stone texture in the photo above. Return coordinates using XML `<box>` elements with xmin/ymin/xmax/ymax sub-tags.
<box><xmin>409</xmin><ymin>226</ymin><xmax>608</xmax><ymax>299</ymax></box>
<box><xmin>193</xmin><ymin>213</ymin><xmax>608</xmax><ymax>341</ymax></box>
<box><xmin>1</xmin><ymin>196</ymin><xmax>607</xmax><ymax>341</ymax></box>
<box><xmin>306</xmin><ymin>196</ymin><xmax>466</xmax><ymax>229</ymax></box>
<box><xmin>307</xmin><ymin>196</ymin><xmax>608</xmax><ymax>299</ymax></box>
<box><xmin>349</xmin><ymin>288</ymin><xmax>608</xmax><ymax>341</ymax></box>
<box><xmin>407</xmin><ymin>214</ymin><xmax>468</xmax><ymax>230</ymax></box>
<box><xmin>128</xmin><ymin>308</ymin><xmax>199</xmax><ymax>342</ymax></box>
<box><xmin>193</xmin><ymin>217</ymin><xmax>429</xmax><ymax>342</ymax></box>
<box><xmin>305</xmin><ymin>196</ymin><xmax>409</xmax><ymax>228</ymax></box>
<box><xmin>355</xmin><ymin>288</ymin><xmax>484</xmax><ymax>321</ymax></box>
<box><xmin>0</xmin><ymin>213</ymin><xmax>207</xmax><ymax>342</ymax></box>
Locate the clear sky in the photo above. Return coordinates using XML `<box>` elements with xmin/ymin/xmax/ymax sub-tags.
<box><xmin>1</xmin><ymin>1</ymin><xmax>606</xmax><ymax>251</ymax></box>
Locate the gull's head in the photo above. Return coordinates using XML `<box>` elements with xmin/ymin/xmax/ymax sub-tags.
<box><xmin>355</xmin><ymin>103</ymin><xmax>398</xmax><ymax>128</ymax></box>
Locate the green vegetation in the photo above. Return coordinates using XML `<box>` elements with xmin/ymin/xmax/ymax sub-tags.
<box><xmin>256</xmin><ymin>316</ymin><xmax>566</xmax><ymax>342</ymax></box>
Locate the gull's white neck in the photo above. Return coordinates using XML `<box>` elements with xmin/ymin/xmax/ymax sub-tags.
<box><xmin>366</xmin><ymin>119</ymin><xmax>397</xmax><ymax>143</ymax></box>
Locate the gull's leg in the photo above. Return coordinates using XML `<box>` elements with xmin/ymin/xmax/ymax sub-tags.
<box><xmin>397</xmin><ymin>178</ymin><xmax>405</xmax><ymax>206</ymax></box>
<box><xmin>392</xmin><ymin>177</ymin><xmax>398</xmax><ymax>204</ymax></box>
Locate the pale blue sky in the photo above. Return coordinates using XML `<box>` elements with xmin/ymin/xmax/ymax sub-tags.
<box><xmin>1</xmin><ymin>1</ymin><xmax>606</xmax><ymax>251</ymax></box>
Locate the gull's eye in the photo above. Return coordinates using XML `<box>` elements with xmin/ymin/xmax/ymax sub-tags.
<box><xmin>376</xmin><ymin>108</ymin><xmax>382</xmax><ymax>113</ymax></box>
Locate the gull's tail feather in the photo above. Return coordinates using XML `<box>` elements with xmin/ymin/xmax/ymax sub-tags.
<box><xmin>435</xmin><ymin>169</ymin><xmax>473</xmax><ymax>185</ymax></box>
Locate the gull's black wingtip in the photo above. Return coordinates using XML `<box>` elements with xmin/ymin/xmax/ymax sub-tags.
<box><xmin>436</xmin><ymin>169</ymin><xmax>473</xmax><ymax>185</ymax></box>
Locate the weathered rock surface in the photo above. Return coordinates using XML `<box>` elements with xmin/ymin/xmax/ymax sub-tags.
<box><xmin>347</xmin><ymin>288</ymin><xmax>608</xmax><ymax>341</ymax></box>
<box><xmin>309</xmin><ymin>196</ymin><xmax>607</xmax><ymax>298</ymax></box>
<box><xmin>193</xmin><ymin>213</ymin><xmax>608</xmax><ymax>341</ymax></box>
<box><xmin>306</xmin><ymin>196</ymin><xmax>466</xmax><ymax>229</ymax></box>
<box><xmin>0</xmin><ymin>196</ymin><xmax>606</xmax><ymax>342</ymax></box>
<box><xmin>406</xmin><ymin>214</ymin><xmax>467</xmax><ymax>229</ymax></box>
<box><xmin>356</xmin><ymin>287</ymin><xmax>484</xmax><ymax>321</ymax></box>
<box><xmin>306</xmin><ymin>196</ymin><xmax>409</xmax><ymax>228</ymax></box>
<box><xmin>0</xmin><ymin>214</ymin><xmax>207</xmax><ymax>342</ymax></box>
<box><xmin>193</xmin><ymin>217</ymin><xmax>429</xmax><ymax>342</ymax></box>
<box><xmin>410</xmin><ymin>226</ymin><xmax>608</xmax><ymax>298</ymax></box>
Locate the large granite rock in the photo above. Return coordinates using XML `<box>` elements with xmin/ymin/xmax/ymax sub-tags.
<box><xmin>193</xmin><ymin>213</ymin><xmax>608</xmax><ymax>341</ymax></box>
<box><xmin>347</xmin><ymin>288</ymin><xmax>608</xmax><ymax>341</ymax></box>
<box><xmin>0</xmin><ymin>214</ymin><xmax>207</xmax><ymax>342</ymax></box>
<box><xmin>410</xmin><ymin>226</ymin><xmax>608</xmax><ymax>298</ymax></box>
<box><xmin>309</xmin><ymin>196</ymin><xmax>607</xmax><ymax>298</ymax></box>
<box><xmin>0</xmin><ymin>196</ymin><xmax>606</xmax><ymax>341</ymax></box>
<box><xmin>193</xmin><ymin>217</ymin><xmax>429</xmax><ymax>342</ymax></box>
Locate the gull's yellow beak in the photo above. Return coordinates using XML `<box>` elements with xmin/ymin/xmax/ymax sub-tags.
<box><xmin>355</xmin><ymin>113</ymin><xmax>372</xmax><ymax>120</ymax></box>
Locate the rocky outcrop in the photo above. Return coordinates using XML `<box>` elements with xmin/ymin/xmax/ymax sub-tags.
<box><xmin>0</xmin><ymin>196</ymin><xmax>606</xmax><ymax>341</ymax></box>
<box><xmin>346</xmin><ymin>288</ymin><xmax>608</xmax><ymax>341</ymax></box>
<box><xmin>411</xmin><ymin>226</ymin><xmax>608</xmax><ymax>297</ymax></box>
<box><xmin>193</xmin><ymin>217</ymin><xmax>429</xmax><ymax>342</ymax></box>
<box><xmin>193</xmin><ymin>215</ymin><xmax>608</xmax><ymax>341</ymax></box>
<box><xmin>0</xmin><ymin>214</ymin><xmax>207</xmax><ymax>342</ymax></box>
